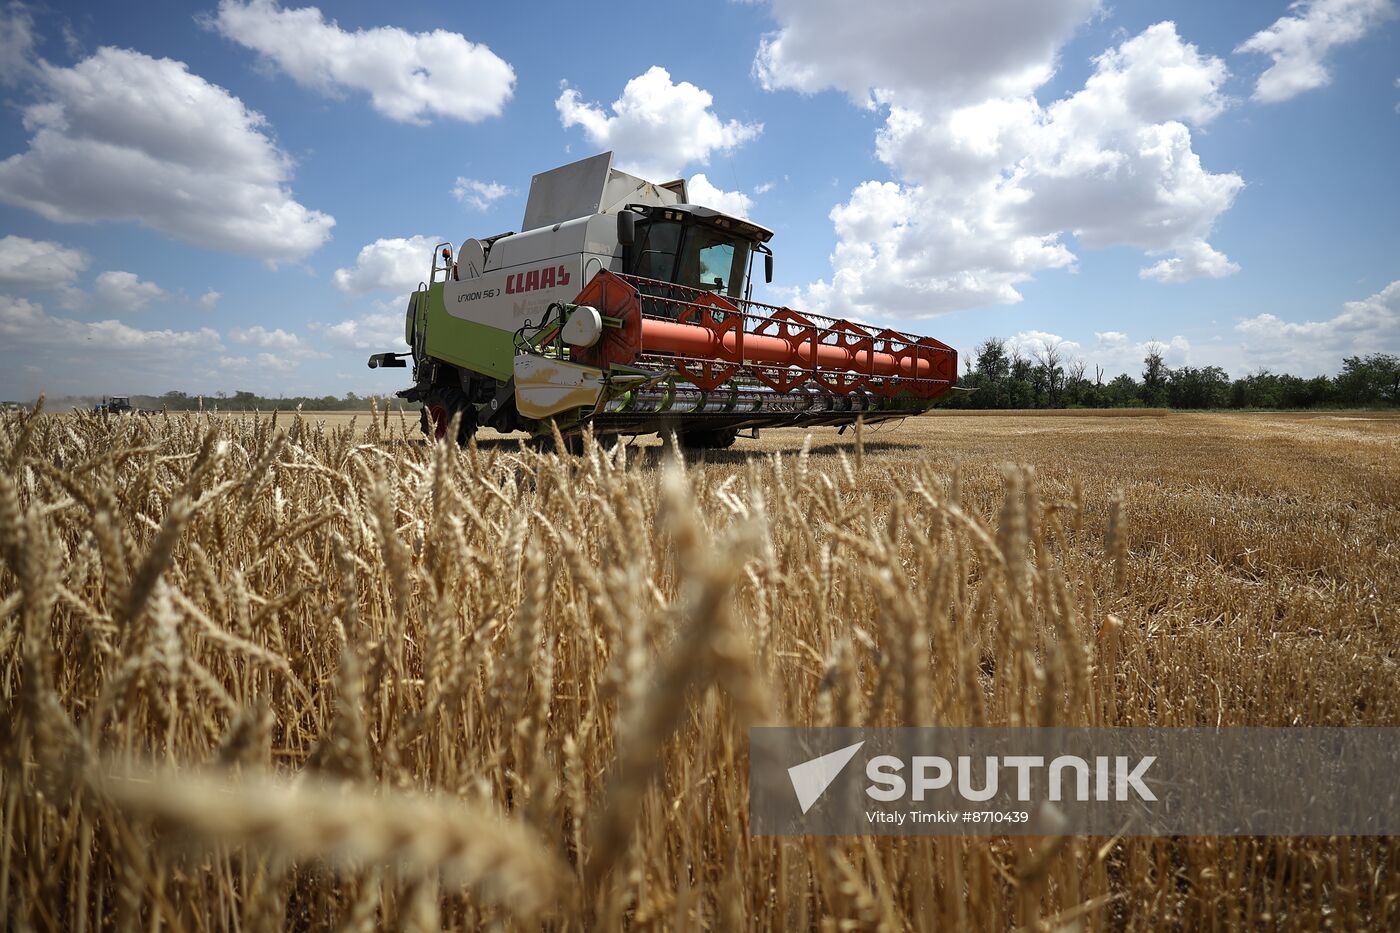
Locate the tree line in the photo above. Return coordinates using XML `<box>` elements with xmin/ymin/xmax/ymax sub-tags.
<box><xmin>14</xmin><ymin>390</ymin><xmax>404</xmax><ymax>412</ymax></box>
<box><xmin>144</xmin><ymin>390</ymin><xmax>403</xmax><ymax>412</ymax></box>
<box><xmin>945</xmin><ymin>340</ymin><xmax>1399</xmax><ymax>410</ymax></box>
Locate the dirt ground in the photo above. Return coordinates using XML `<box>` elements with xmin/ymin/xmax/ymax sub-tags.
<box><xmin>238</xmin><ymin>407</ymin><xmax>1400</xmax><ymax>489</ymax></box>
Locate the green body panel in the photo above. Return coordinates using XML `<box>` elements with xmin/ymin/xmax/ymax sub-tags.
<box><xmin>420</xmin><ymin>283</ymin><xmax>517</xmax><ymax>382</ymax></box>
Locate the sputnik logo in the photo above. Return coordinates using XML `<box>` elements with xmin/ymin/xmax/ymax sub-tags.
<box><xmin>787</xmin><ymin>741</ymin><xmax>865</xmax><ymax>814</ymax></box>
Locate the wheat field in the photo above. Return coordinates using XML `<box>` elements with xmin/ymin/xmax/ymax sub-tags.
<box><xmin>0</xmin><ymin>405</ymin><xmax>1396</xmax><ymax>931</ymax></box>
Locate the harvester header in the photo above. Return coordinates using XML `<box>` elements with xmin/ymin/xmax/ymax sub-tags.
<box><xmin>368</xmin><ymin>152</ymin><xmax>956</xmax><ymax>447</ymax></box>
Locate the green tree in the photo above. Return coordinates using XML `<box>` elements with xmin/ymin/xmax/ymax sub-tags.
<box><xmin>1106</xmin><ymin>373</ymin><xmax>1140</xmax><ymax>407</ymax></box>
<box><xmin>1237</xmin><ymin>371</ymin><xmax>1281</xmax><ymax>408</ymax></box>
<box><xmin>957</xmin><ymin>338</ymin><xmax>1013</xmax><ymax>409</ymax></box>
<box><xmin>1034</xmin><ymin>341</ymin><xmax>1065</xmax><ymax>407</ymax></box>
<box><xmin>1167</xmin><ymin>366</ymin><xmax>1231</xmax><ymax>409</ymax></box>
<box><xmin>1007</xmin><ymin>351</ymin><xmax>1037</xmax><ymax>408</ymax></box>
<box><xmin>1139</xmin><ymin>343</ymin><xmax>1169</xmax><ymax>406</ymax></box>
<box><xmin>1336</xmin><ymin>354</ymin><xmax>1400</xmax><ymax>404</ymax></box>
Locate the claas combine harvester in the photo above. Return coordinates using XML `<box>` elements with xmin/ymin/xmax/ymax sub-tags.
<box><xmin>368</xmin><ymin>152</ymin><xmax>957</xmax><ymax>448</ymax></box>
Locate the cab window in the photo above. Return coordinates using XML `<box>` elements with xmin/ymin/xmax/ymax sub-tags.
<box><xmin>635</xmin><ymin>220</ymin><xmax>681</xmax><ymax>281</ymax></box>
<box><xmin>699</xmin><ymin>242</ymin><xmax>735</xmax><ymax>290</ymax></box>
<box><xmin>679</xmin><ymin>226</ymin><xmax>750</xmax><ymax>298</ymax></box>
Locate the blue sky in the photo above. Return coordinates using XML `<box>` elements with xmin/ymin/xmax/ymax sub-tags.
<box><xmin>0</xmin><ymin>0</ymin><xmax>1396</xmax><ymax>400</ymax></box>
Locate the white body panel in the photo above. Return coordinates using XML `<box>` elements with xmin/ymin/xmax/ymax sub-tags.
<box><xmin>522</xmin><ymin>151</ymin><xmax>685</xmax><ymax>229</ymax></box>
<box><xmin>444</xmin><ymin>214</ymin><xmax>621</xmax><ymax>333</ymax></box>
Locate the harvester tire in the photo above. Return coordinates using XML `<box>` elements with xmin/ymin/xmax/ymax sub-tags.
<box><xmin>677</xmin><ymin>427</ymin><xmax>738</xmax><ymax>450</ymax></box>
<box><xmin>419</xmin><ymin>387</ymin><xmax>477</xmax><ymax>445</ymax></box>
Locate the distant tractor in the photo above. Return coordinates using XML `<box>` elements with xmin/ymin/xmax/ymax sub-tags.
<box><xmin>94</xmin><ymin>396</ymin><xmax>132</xmax><ymax>414</ymax></box>
<box><xmin>367</xmin><ymin>152</ymin><xmax>958</xmax><ymax>447</ymax></box>
<box><xmin>93</xmin><ymin>396</ymin><xmax>148</xmax><ymax>415</ymax></box>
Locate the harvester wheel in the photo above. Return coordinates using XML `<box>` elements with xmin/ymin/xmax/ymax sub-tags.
<box><xmin>677</xmin><ymin>427</ymin><xmax>738</xmax><ymax>450</ymax></box>
<box><xmin>419</xmin><ymin>387</ymin><xmax>477</xmax><ymax>445</ymax></box>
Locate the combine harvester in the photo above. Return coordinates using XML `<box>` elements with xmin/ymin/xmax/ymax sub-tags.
<box><xmin>368</xmin><ymin>153</ymin><xmax>957</xmax><ymax>448</ymax></box>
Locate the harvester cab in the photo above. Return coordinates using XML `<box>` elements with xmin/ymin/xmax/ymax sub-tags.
<box><xmin>368</xmin><ymin>151</ymin><xmax>957</xmax><ymax>448</ymax></box>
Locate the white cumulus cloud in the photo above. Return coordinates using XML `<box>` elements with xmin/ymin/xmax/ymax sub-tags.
<box><xmin>1007</xmin><ymin>329</ymin><xmax>1082</xmax><ymax>360</ymax></box>
<box><xmin>0</xmin><ymin>45</ymin><xmax>334</xmax><ymax>261</ymax></box>
<box><xmin>1005</xmin><ymin>329</ymin><xmax>1192</xmax><ymax>376</ymax></box>
<box><xmin>199</xmin><ymin>289</ymin><xmax>222</xmax><ymax>310</ymax></box>
<box><xmin>755</xmin><ymin>0</ymin><xmax>1102</xmax><ymax>107</ymax></box>
<box><xmin>0</xmin><ymin>293</ymin><xmax>221</xmax><ymax>353</ymax></box>
<box><xmin>0</xmin><ymin>3</ymin><xmax>37</xmax><ymax>86</ymax></box>
<box><xmin>94</xmin><ymin>270</ymin><xmax>166</xmax><ymax>311</ymax></box>
<box><xmin>1234</xmin><ymin>279</ymin><xmax>1400</xmax><ymax>370</ymax></box>
<box><xmin>333</xmin><ymin>235</ymin><xmax>438</xmax><ymax>294</ymax></box>
<box><xmin>688</xmin><ymin>174</ymin><xmax>753</xmax><ymax>217</ymax></box>
<box><xmin>253</xmin><ymin>351</ymin><xmax>298</xmax><ymax>372</ymax></box>
<box><xmin>230</xmin><ymin>324</ymin><xmax>303</xmax><ymax>350</ymax></box>
<box><xmin>452</xmin><ymin>177</ymin><xmax>512</xmax><ymax>211</ymax></box>
<box><xmin>556</xmin><ymin>66</ymin><xmax>762</xmax><ymax>181</ymax></box>
<box><xmin>0</xmin><ymin>235</ymin><xmax>87</xmax><ymax>288</ymax></box>
<box><xmin>314</xmin><ymin>310</ymin><xmax>404</xmax><ymax>350</ymax></box>
<box><xmin>1236</xmin><ymin>0</ymin><xmax>1397</xmax><ymax>103</ymax></box>
<box><xmin>208</xmin><ymin>0</ymin><xmax>515</xmax><ymax>124</ymax></box>
<box><xmin>763</xmin><ymin>12</ymin><xmax>1243</xmax><ymax>319</ymax></box>
<box><xmin>1140</xmin><ymin>239</ymin><xmax>1240</xmax><ymax>284</ymax></box>
<box><xmin>1096</xmin><ymin>333</ymin><xmax>1192</xmax><ymax>374</ymax></box>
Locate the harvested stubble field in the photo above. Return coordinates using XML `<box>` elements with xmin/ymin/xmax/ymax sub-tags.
<box><xmin>0</xmin><ymin>406</ymin><xmax>1396</xmax><ymax>931</ymax></box>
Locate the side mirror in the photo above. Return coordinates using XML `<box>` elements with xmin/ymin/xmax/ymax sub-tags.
<box><xmin>764</xmin><ymin>252</ymin><xmax>774</xmax><ymax>284</ymax></box>
<box><xmin>617</xmin><ymin>210</ymin><xmax>636</xmax><ymax>248</ymax></box>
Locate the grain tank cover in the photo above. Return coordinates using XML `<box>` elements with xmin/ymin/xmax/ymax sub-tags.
<box><xmin>522</xmin><ymin>151</ymin><xmax>685</xmax><ymax>231</ymax></box>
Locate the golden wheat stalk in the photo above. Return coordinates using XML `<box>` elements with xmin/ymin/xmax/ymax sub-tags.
<box><xmin>93</xmin><ymin>765</ymin><xmax>573</xmax><ymax>921</ymax></box>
